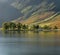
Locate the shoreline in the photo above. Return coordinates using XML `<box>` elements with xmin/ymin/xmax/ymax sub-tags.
<box><xmin>1</xmin><ymin>29</ymin><xmax>60</xmax><ymax>32</ymax></box>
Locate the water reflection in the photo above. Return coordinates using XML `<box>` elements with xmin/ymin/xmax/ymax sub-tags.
<box><xmin>0</xmin><ymin>31</ymin><xmax>60</xmax><ymax>55</ymax></box>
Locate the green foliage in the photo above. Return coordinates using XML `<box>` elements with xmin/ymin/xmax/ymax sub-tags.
<box><xmin>36</xmin><ymin>25</ymin><xmax>40</xmax><ymax>29</ymax></box>
<box><xmin>9</xmin><ymin>22</ymin><xmax>16</xmax><ymax>30</ymax></box>
<box><xmin>2</xmin><ymin>22</ymin><xmax>29</xmax><ymax>31</ymax></box>
<box><xmin>54</xmin><ymin>26</ymin><xmax>58</xmax><ymax>29</ymax></box>
<box><xmin>32</xmin><ymin>25</ymin><xmax>39</xmax><ymax>30</ymax></box>
<box><xmin>43</xmin><ymin>25</ymin><xmax>51</xmax><ymax>30</ymax></box>
<box><xmin>22</xmin><ymin>24</ymin><xmax>28</xmax><ymax>30</ymax></box>
<box><xmin>16</xmin><ymin>23</ymin><xmax>22</xmax><ymax>30</ymax></box>
<box><xmin>2</xmin><ymin>22</ymin><xmax>58</xmax><ymax>31</ymax></box>
<box><xmin>3</xmin><ymin>22</ymin><xmax>9</xmax><ymax>30</ymax></box>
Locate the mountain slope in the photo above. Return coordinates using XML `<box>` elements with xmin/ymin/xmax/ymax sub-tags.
<box><xmin>50</xmin><ymin>14</ymin><xmax>60</xmax><ymax>28</ymax></box>
<box><xmin>13</xmin><ymin>11</ymin><xmax>55</xmax><ymax>24</ymax></box>
<box><xmin>11</xmin><ymin>0</ymin><xmax>56</xmax><ymax>19</ymax></box>
<box><xmin>37</xmin><ymin>14</ymin><xmax>60</xmax><ymax>28</ymax></box>
<box><xmin>11</xmin><ymin>0</ymin><xmax>60</xmax><ymax>28</ymax></box>
<box><xmin>0</xmin><ymin>0</ymin><xmax>60</xmax><ymax>27</ymax></box>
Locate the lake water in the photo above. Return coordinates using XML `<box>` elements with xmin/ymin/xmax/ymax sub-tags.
<box><xmin>0</xmin><ymin>31</ymin><xmax>60</xmax><ymax>55</ymax></box>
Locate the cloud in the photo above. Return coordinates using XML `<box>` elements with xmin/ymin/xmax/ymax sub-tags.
<box><xmin>0</xmin><ymin>0</ymin><xmax>8</xmax><ymax>3</ymax></box>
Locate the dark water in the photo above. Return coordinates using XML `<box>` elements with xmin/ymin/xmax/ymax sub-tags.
<box><xmin>0</xmin><ymin>31</ymin><xmax>60</xmax><ymax>55</ymax></box>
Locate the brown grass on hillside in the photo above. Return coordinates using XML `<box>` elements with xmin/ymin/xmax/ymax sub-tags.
<box><xmin>20</xmin><ymin>12</ymin><xmax>54</xmax><ymax>24</ymax></box>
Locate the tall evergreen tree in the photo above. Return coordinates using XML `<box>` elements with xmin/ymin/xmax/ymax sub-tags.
<box><xmin>17</xmin><ymin>23</ymin><xmax>22</xmax><ymax>30</ymax></box>
<box><xmin>3</xmin><ymin>22</ymin><xmax>9</xmax><ymax>30</ymax></box>
<box><xmin>22</xmin><ymin>24</ymin><xmax>28</xmax><ymax>30</ymax></box>
<box><xmin>9</xmin><ymin>22</ymin><xmax>16</xmax><ymax>30</ymax></box>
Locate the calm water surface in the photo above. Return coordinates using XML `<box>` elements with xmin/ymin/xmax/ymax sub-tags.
<box><xmin>0</xmin><ymin>31</ymin><xmax>60</xmax><ymax>55</ymax></box>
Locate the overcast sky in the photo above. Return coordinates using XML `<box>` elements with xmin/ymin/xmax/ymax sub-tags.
<box><xmin>0</xmin><ymin>0</ymin><xmax>8</xmax><ymax>2</ymax></box>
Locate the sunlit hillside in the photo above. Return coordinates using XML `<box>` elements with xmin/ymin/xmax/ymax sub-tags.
<box><xmin>0</xmin><ymin>0</ymin><xmax>60</xmax><ymax>27</ymax></box>
<box><xmin>11</xmin><ymin>0</ymin><xmax>60</xmax><ymax>28</ymax></box>
<box><xmin>19</xmin><ymin>12</ymin><xmax>55</xmax><ymax>24</ymax></box>
<box><xmin>38</xmin><ymin>14</ymin><xmax>60</xmax><ymax>28</ymax></box>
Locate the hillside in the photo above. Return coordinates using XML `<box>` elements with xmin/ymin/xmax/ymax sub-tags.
<box><xmin>0</xmin><ymin>0</ymin><xmax>60</xmax><ymax>27</ymax></box>
<box><xmin>50</xmin><ymin>14</ymin><xmax>60</xmax><ymax>28</ymax></box>
<box><xmin>13</xmin><ymin>11</ymin><xmax>55</xmax><ymax>24</ymax></box>
<box><xmin>37</xmin><ymin>14</ymin><xmax>60</xmax><ymax>28</ymax></box>
<box><xmin>11</xmin><ymin>0</ymin><xmax>60</xmax><ymax>27</ymax></box>
<box><xmin>11</xmin><ymin>0</ymin><xmax>60</xmax><ymax>20</ymax></box>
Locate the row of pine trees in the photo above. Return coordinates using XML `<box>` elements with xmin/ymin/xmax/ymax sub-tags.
<box><xmin>2</xmin><ymin>22</ymin><xmax>58</xmax><ymax>31</ymax></box>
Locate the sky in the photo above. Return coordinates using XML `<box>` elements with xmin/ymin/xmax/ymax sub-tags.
<box><xmin>0</xmin><ymin>0</ymin><xmax>8</xmax><ymax>3</ymax></box>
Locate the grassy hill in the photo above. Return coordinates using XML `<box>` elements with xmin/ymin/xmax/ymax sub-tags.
<box><xmin>11</xmin><ymin>0</ymin><xmax>60</xmax><ymax>28</ymax></box>
<box><xmin>50</xmin><ymin>14</ymin><xmax>60</xmax><ymax>28</ymax></box>
<box><xmin>12</xmin><ymin>12</ymin><xmax>60</xmax><ymax>28</ymax></box>
<box><xmin>38</xmin><ymin>14</ymin><xmax>60</xmax><ymax>28</ymax></box>
<box><xmin>0</xmin><ymin>0</ymin><xmax>60</xmax><ymax>27</ymax></box>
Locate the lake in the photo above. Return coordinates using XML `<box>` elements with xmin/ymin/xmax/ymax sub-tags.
<box><xmin>0</xmin><ymin>31</ymin><xmax>60</xmax><ymax>55</ymax></box>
